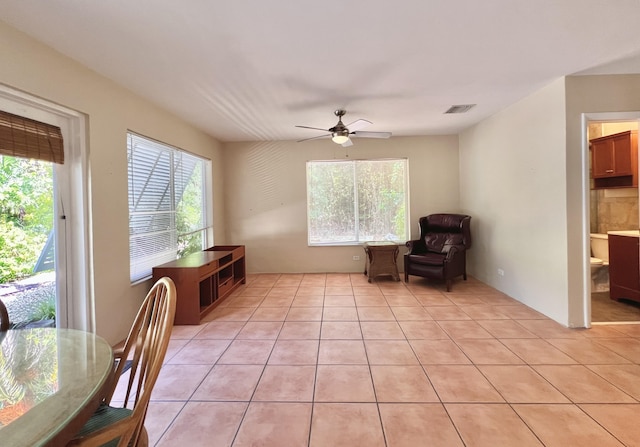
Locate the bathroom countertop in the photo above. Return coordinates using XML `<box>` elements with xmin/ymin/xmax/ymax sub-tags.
<box><xmin>607</xmin><ymin>230</ymin><xmax>640</xmax><ymax>237</ymax></box>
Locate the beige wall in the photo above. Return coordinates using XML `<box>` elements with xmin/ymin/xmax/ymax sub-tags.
<box><xmin>459</xmin><ymin>78</ymin><xmax>570</xmax><ymax>324</ymax></box>
<box><xmin>460</xmin><ymin>74</ymin><xmax>640</xmax><ymax>328</ymax></box>
<box><xmin>222</xmin><ymin>136</ymin><xmax>460</xmax><ymax>273</ymax></box>
<box><xmin>0</xmin><ymin>22</ymin><xmax>224</xmax><ymax>344</ymax></box>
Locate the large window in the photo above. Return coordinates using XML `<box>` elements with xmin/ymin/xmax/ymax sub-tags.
<box><xmin>128</xmin><ymin>132</ymin><xmax>212</xmax><ymax>282</ymax></box>
<box><xmin>307</xmin><ymin>158</ymin><xmax>409</xmax><ymax>245</ymax></box>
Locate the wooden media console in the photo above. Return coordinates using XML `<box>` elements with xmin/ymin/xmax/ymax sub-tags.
<box><xmin>152</xmin><ymin>245</ymin><xmax>246</xmax><ymax>325</ymax></box>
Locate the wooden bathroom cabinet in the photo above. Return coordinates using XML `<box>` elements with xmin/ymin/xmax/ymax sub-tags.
<box><xmin>590</xmin><ymin>130</ymin><xmax>638</xmax><ymax>189</ymax></box>
<box><xmin>152</xmin><ymin>245</ymin><xmax>246</xmax><ymax>324</ymax></box>
<box><xmin>608</xmin><ymin>233</ymin><xmax>640</xmax><ymax>303</ymax></box>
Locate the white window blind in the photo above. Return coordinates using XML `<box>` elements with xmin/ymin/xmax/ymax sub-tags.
<box><xmin>128</xmin><ymin>132</ymin><xmax>211</xmax><ymax>282</ymax></box>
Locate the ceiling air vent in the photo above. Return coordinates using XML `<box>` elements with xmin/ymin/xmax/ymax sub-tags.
<box><xmin>444</xmin><ymin>104</ymin><xmax>476</xmax><ymax>114</ymax></box>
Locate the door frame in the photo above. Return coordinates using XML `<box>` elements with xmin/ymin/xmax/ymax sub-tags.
<box><xmin>582</xmin><ymin>111</ymin><xmax>640</xmax><ymax>326</ymax></box>
<box><xmin>0</xmin><ymin>84</ymin><xmax>93</xmax><ymax>331</ymax></box>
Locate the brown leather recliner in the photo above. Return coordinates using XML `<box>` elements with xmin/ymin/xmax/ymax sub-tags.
<box><xmin>404</xmin><ymin>214</ymin><xmax>472</xmax><ymax>292</ymax></box>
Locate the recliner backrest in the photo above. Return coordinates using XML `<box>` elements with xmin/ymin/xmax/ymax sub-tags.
<box><xmin>419</xmin><ymin>214</ymin><xmax>472</xmax><ymax>253</ymax></box>
<box><xmin>424</xmin><ymin>233</ymin><xmax>464</xmax><ymax>253</ymax></box>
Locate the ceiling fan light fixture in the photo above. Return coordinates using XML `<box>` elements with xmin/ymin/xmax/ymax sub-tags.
<box><xmin>296</xmin><ymin>110</ymin><xmax>390</xmax><ymax>145</ymax></box>
<box><xmin>331</xmin><ymin>130</ymin><xmax>350</xmax><ymax>144</ymax></box>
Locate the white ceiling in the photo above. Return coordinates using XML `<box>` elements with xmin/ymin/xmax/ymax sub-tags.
<box><xmin>3</xmin><ymin>0</ymin><xmax>640</xmax><ymax>143</ymax></box>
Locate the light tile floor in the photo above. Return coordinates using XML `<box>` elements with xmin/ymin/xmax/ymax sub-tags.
<box><xmin>143</xmin><ymin>273</ymin><xmax>640</xmax><ymax>446</ymax></box>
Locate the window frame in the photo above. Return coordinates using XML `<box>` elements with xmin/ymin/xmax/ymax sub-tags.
<box><xmin>306</xmin><ymin>157</ymin><xmax>410</xmax><ymax>246</ymax></box>
<box><xmin>127</xmin><ymin>131</ymin><xmax>213</xmax><ymax>283</ymax></box>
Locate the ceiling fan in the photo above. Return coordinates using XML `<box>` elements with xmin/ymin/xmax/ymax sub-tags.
<box><xmin>296</xmin><ymin>109</ymin><xmax>392</xmax><ymax>147</ymax></box>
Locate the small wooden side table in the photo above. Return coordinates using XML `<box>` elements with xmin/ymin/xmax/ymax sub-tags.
<box><xmin>363</xmin><ymin>241</ymin><xmax>400</xmax><ymax>282</ymax></box>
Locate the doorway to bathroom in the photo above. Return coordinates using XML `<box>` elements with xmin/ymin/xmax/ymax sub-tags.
<box><xmin>587</xmin><ymin>117</ymin><xmax>640</xmax><ymax>324</ymax></box>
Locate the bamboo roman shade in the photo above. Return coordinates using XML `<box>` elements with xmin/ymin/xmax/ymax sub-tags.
<box><xmin>0</xmin><ymin>110</ymin><xmax>64</xmax><ymax>164</ymax></box>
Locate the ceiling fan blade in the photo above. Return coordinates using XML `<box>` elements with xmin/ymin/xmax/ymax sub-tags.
<box><xmin>351</xmin><ymin>131</ymin><xmax>392</xmax><ymax>139</ymax></box>
<box><xmin>297</xmin><ymin>133</ymin><xmax>331</xmax><ymax>142</ymax></box>
<box><xmin>341</xmin><ymin>138</ymin><xmax>353</xmax><ymax>148</ymax></box>
<box><xmin>296</xmin><ymin>125</ymin><xmax>330</xmax><ymax>132</ymax></box>
<box><xmin>345</xmin><ymin>119</ymin><xmax>372</xmax><ymax>132</ymax></box>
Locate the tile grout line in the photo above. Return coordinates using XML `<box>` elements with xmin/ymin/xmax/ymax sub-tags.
<box><xmin>228</xmin><ymin>273</ymin><xmax>282</xmax><ymax>447</ymax></box>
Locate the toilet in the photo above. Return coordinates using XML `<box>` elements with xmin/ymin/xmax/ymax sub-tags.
<box><xmin>590</xmin><ymin>233</ymin><xmax>609</xmax><ymax>292</ymax></box>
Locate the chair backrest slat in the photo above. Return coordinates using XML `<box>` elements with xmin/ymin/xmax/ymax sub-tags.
<box><xmin>104</xmin><ymin>277</ymin><xmax>176</xmax><ymax>446</ymax></box>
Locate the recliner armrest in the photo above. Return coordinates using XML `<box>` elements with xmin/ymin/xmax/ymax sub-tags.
<box><xmin>443</xmin><ymin>245</ymin><xmax>465</xmax><ymax>262</ymax></box>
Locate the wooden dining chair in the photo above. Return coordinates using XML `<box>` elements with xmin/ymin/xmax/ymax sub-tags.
<box><xmin>0</xmin><ymin>297</ymin><xmax>10</xmax><ymax>331</ymax></box>
<box><xmin>66</xmin><ymin>277</ymin><xmax>177</xmax><ymax>447</ymax></box>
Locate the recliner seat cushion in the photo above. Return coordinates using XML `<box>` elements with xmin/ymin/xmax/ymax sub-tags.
<box><xmin>407</xmin><ymin>252</ymin><xmax>447</xmax><ymax>266</ymax></box>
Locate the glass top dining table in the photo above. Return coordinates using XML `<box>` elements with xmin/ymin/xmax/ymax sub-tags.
<box><xmin>0</xmin><ymin>327</ymin><xmax>113</xmax><ymax>447</ymax></box>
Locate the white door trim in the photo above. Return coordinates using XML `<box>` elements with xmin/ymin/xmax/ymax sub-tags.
<box><xmin>0</xmin><ymin>84</ymin><xmax>93</xmax><ymax>332</ymax></box>
<box><xmin>581</xmin><ymin>111</ymin><xmax>640</xmax><ymax>327</ymax></box>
